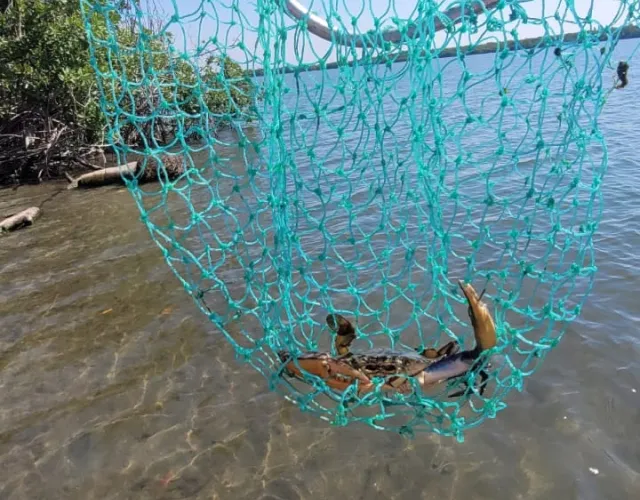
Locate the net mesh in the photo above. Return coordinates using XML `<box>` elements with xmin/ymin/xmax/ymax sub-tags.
<box><xmin>80</xmin><ymin>0</ymin><xmax>640</xmax><ymax>441</ymax></box>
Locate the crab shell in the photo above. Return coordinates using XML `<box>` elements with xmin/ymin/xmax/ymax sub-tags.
<box><xmin>277</xmin><ymin>348</ymin><xmax>449</xmax><ymax>395</ymax></box>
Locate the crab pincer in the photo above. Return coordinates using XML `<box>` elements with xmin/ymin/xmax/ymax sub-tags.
<box><xmin>416</xmin><ymin>281</ymin><xmax>497</xmax><ymax>397</ymax></box>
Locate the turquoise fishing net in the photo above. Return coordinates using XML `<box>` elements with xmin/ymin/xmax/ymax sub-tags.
<box><xmin>80</xmin><ymin>0</ymin><xmax>640</xmax><ymax>441</ymax></box>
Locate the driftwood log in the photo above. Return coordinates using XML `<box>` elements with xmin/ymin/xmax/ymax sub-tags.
<box><xmin>0</xmin><ymin>207</ymin><xmax>41</xmax><ymax>233</ymax></box>
<box><xmin>72</xmin><ymin>155</ymin><xmax>185</xmax><ymax>189</ymax></box>
<box><xmin>74</xmin><ymin>162</ymin><xmax>138</xmax><ymax>189</ymax></box>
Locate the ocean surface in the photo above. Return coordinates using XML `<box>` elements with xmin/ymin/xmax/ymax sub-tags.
<box><xmin>1</xmin><ymin>39</ymin><xmax>639</xmax><ymax>499</ymax></box>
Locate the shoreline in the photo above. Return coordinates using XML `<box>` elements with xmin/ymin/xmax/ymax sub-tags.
<box><xmin>4</xmin><ymin>26</ymin><xmax>638</xmax><ymax>189</ymax></box>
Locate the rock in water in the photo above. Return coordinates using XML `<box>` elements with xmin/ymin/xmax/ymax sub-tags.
<box><xmin>0</xmin><ymin>207</ymin><xmax>41</xmax><ymax>233</ymax></box>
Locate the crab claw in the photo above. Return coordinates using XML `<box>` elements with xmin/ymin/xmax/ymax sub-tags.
<box><xmin>458</xmin><ymin>281</ymin><xmax>497</xmax><ymax>351</ymax></box>
<box><xmin>326</xmin><ymin>313</ymin><xmax>357</xmax><ymax>356</ymax></box>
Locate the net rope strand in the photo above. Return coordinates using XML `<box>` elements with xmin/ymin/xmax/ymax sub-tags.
<box><xmin>80</xmin><ymin>0</ymin><xmax>640</xmax><ymax>441</ymax></box>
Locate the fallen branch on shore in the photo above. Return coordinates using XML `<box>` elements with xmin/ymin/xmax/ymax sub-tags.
<box><xmin>69</xmin><ymin>155</ymin><xmax>186</xmax><ymax>189</ymax></box>
<box><xmin>72</xmin><ymin>162</ymin><xmax>138</xmax><ymax>189</ymax></box>
<box><xmin>1</xmin><ymin>155</ymin><xmax>186</xmax><ymax>236</ymax></box>
<box><xmin>0</xmin><ymin>207</ymin><xmax>41</xmax><ymax>233</ymax></box>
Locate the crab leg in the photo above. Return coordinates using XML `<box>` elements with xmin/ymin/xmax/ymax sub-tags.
<box><xmin>419</xmin><ymin>340</ymin><xmax>460</xmax><ymax>359</ymax></box>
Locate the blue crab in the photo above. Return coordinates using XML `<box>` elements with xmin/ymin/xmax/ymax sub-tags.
<box><xmin>278</xmin><ymin>281</ymin><xmax>497</xmax><ymax>397</ymax></box>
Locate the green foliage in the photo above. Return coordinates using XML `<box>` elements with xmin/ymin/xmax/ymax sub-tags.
<box><xmin>0</xmin><ymin>0</ymin><xmax>101</xmax><ymax>137</ymax></box>
<box><xmin>0</xmin><ymin>0</ymin><xmax>256</xmax><ymax>147</ymax></box>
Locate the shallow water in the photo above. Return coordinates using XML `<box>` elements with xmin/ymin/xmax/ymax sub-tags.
<box><xmin>2</xmin><ymin>47</ymin><xmax>640</xmax><ymax>500</ymax></box>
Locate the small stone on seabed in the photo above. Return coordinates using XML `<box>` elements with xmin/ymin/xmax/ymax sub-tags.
<box><xmin>632</xmin><ymin>388</ymin><xmax>636</xmax><ymax>393</ymax></box>
<box><xmin>589</xmin><ymin>467</ymin><xmax>599</xmax><ymax>475</ymax></box>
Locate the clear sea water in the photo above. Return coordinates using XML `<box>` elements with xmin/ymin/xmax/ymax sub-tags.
<box><xmin>1</xmin><ymin>38</ymin><xmax>639</xmax><ymax>499</ymax></box>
